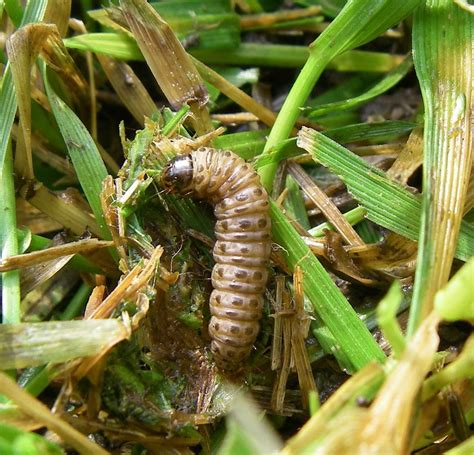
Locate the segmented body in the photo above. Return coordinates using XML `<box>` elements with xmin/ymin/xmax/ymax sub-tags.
<box><xmin>160</xmin><ymin>148</ymin><xmax>271</xmax><ymax>370</ymax></box>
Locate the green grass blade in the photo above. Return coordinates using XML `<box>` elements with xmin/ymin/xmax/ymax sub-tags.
<box><xmin>0</xmin><ymin>1</ymin><xmax>48</xmax><ymax>325</ymax></box>
<box><xmin>407</xmin><ymin>0</ymin><xmax>474</xmax><ymax>336</ymax></box>
<box><xmin>297</xmin><ymin>128</ymin><xmax>474</xmax><ymax>262</ymax></box>
<box><xmin>0</xmin><ymin>0</ymin><xmax>48</xmax><ymax>170</ymax></box>
<box><xmin>0</xmin><ymin>144</ymin><xmax>20</xmax><ymax>324</ymax></box>
<box><xmin>376</xmin><ymin>282</ymin><xmax>406</xmax><ymax>358</ymax></box>
<box><xmin>213</xmin><ymin>129</ymin><xmax>267</xmax><ymax>159</ymax></box>
<box><xmin>0</xmin><ymin>320</ymin><xmax>129</xmax><ymax>369</ymax></box>
<box><xmin>270</xmin><ymin>201</ymin><xmax>386</xmax><ymax>370</ymax></box>
<box><xmin>42</xmin><ymin>65</ymin><xmax>111</xmax><ymax>240</ymax></box>
<box><xmin>64</xmin><ymin>33</ymin><xmax>405</xmax><ymax>72</ymax></box>
<box><xmin>191</xmin><ymin>45</ymin><xmax>404</xmax><ymax>71</ymax></box>
<box><xmin>151</xmin><ymin>7</ymin><xmax>239</xmax><ymax>50</ymax></box>
<box><xmin>89</xmin><ymin>0</ymin><xmax>240</xmax><ymax>50</ymax></box>
<box><xmin>284</xmin><ymin>175</ymin><xmax>311</xmax><ymax>230</ymax></box>
<box><xmin>324</xmin><ymin>120</ymin><xmax>416</xmax><ymax>143</ymax></box>
<box><xmin>309</xmin><ymin>206</ymin><xmax>367</xmax><ymax>237</ymax></box>
<box><xmin>4</xmin><ymin>0</ymin><xmax>23</xmax><ymax>27</ymax></box>
<box><xmin>434</xmin><ymin>257</ymin><xmax>474</xmax><ymax>322</ymax></box>
<box><xmin>255</xmin><ymin>121</ymin><xmax>416</xmax><ymax>171</ymax></box>
<box><xmin>306</xmin><ymin>55</ymin><xmax>413</xmax><ymax>118</ymax></box>
<box><xmin>259</xmin><ymin>0</ymin><xmax>423</xmax><ymax>190</ymax></box>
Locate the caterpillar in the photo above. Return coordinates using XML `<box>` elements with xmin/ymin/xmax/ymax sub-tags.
<box><xmin>160</xmin><ymin>148</ymin><xmax>271</xmax><ymax>370</ymax></box>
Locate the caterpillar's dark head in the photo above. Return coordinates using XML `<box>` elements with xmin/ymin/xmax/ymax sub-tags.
<box><xmin>160</xmin><ymin>154</ymin><xmax>194</xmax><ymax>194</ymax></box>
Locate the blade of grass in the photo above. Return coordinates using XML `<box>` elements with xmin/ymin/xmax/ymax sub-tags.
<box><xmin>151</xmin><ymin>4</ymin><xmax>239</xmax><ymax>50</ymax></box>
<box><xmin>192</xmin><ymin>44</ymin><xmax>405</xmax><ymax>72</ymax></box>
<box><xmin>121</xmin><ymin>0</ymin><xmax>212</xmax><ymax>134</ymax></box>
<box><xmin>444</xmin><ymin>434</ymin><xmax>474</xmax><ymax>455</ymax></box>
<box><xmin>7</xmin><ymin>24</ymin><xmax>66</xmax><ymax>181</ymax></box>
<box><xmin>324</xmin><ymin>120</ymin><xmax>416</xmax><ymax>143</ymax></box>
<box><xmin>407</xmin><ymin>0</ymin><xmax>474</xmax><ymax>336</ymax></box>
<box><xmin>255</xmin><ymin>120</ymin><xmax>416</xmax><ymax>171</ymax></box>
<box><xmin>64</xmin><ymin>33</ymin><xmax>405</xmax><ymax>72</ymax></box>
<box><xmin>422</xmin><ymin>334</ymin><xmax>474</xmax><ymax>402</ymax></box>
<box><xmin>434</xmin><ymin>256</ymin><xmax>474</xmax><ymax>322</ymax></box>
<box><xmin>270</xmin><ymin>201</ymin><xmax>386</xmax><ymax>370</ymax></box>
<box><xmin>376</xmin><ymin>282</ymin><xmax>406</xmax><ymax>358</ymax></box>
<box><xmin>284</xmin><ymin>175</ymin><xmax>311</xmax><ymax>231</ymax></box>
<box><xmin>258</xmin><ymin>0</ymin><xmax>423</xmax><ymax>191</ymax></box>
<box><xmin>41</xmin><ymin>63</ymin><xmax>111</xmax><ymax>240</ymax></box>
<box><xmin>0</xmin><ymin>1</ymin><xmax>48</xmax><ymax>325</ymax></box>
<box><xmin>97</xmin><ymin>54</ymin><xmax>157</xmax><ymax>124</ymax></box>
<box><xmin>297</xmin><ymin>127</ymin><xmax>474</xmax><ymax>262</ymax></box>
<box><xmin>18</xmin><ymin>364</ymin><xmax>62</xmax><ymax>397</ymax></box>
<box><xmin>0</xmin><ymin>319</ymin><xmax>129</xmax><ymax>369</ymax></box>
<box><xmin>288</xmin><ymin>162</ymin><xmax>364</xmax><ymax>246</ymax></box>
<box><xmin>306</xmin><ymin>55</ymin><xmax>413</xmax><ymax>118</ymax></box>
<box><xmin>43</xmin><ymin>0</ymin><xmax>70</xmax><ymax>37</ymax></box>
<box><xmin>240</xmin><ymin>5</ymin><xmax>322</xmax><ymax>29</ymax></box>
<box><xmin>59</xmin><ymin>282</ymin><xmax>92</xmax><ymax>320</ymax></box>
<box><xmin>4</xmin><ymin>0</ymin><xmax>22</xmax><ymax>27</ymax></box>
<box><xmin>309</xmin><ymin>207</ymin><xmax>367</xmax><ymax>237</ymax></box>
<box><xmin>90</xmin><ymin>0</ymin><xmax>240</xmax><ymax>50</ymax></box>
<box><xmin>1</xmin><ymin>143</ymin><xmax>20</xmax><ymax>324</ymax></box>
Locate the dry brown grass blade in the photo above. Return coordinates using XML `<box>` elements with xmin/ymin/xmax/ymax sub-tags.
<box><xmin>0</xmin><ymin>371</ymin><xmax>110</xmax><ymax>455</ymax></box>
<box><xmin>271</xmin><ymin>268</ymin><xmax>317</xmax><ymax>411</ymax></box>
<box><xmin>22</xmin><ymin>184</ymin><xmax>101</xmax><ymax>236</ymax></box>
<box><xmin>11</xmin><ymin>126</ymin><xmax>77</xmax><ymax>182</ymax></box>
<box><xmin>387</xmin><ymin>127</ymin><xmax>424</xmax><ymax>184</ymax></box>
<box><xmin>0</xmin><ymin>239</ymin><xmax>113</xmax><ymax>272</ymax></box>
<box><xmin>97</xmin><ymin>54</ymin><xmax>156</xmax><ymax>124</ymax></box>
<box><xmin>39</xmin><ymin>29</ymin><xmax>88</xmax><ymax>102</ymax></box>
<box><xmin>270</xmin><ymin>275</ymin><xmax>285</xmax><ymax>371</ymax></box>
<box><xmin>211</xmin><ymin>112</ymin><xmax>260</xmax><ymax>125</ymax></box>
<box><xmin>463</xmin><ymin>169</ymin><xmax>474</xmax><ymax>214</ymax></box>
<box><xmin>20</xmin><ymin>257</ymin><xmax>77</xmax><ymax>300</ymax></box>
<box><xmin>120</xmin><ymin>0</ymin><xmax>212</xmax><ymax>134</ymax></box>
<box><xmin>7</xmin><ymin>24</ymin><xmax>57</xmax><ymax>179</ymax></box>
<box><xmin>288</xmin><ymin>162</ymin><xmax>365</xmax><ymax>246</ymax></box>
<box><xmin>271</xmin><ymin>278</ymin><xmax>292</xmax><ymax>413</ymax></box>
<box><xmin>282</xmin><ymin>363</ymin><xmax>385</xmax><ymax>454</ymax></box>
<box><xmin>292</xmin><ymin>266</ymin><xmax>317</xmax><ymax>409</ymax></box>
<box><xmin>44</xmin><ymin>0</ymin><xmax>71</xmax><ymax>37</ymax></box>
<box><xmin>348</xmin><ymin>232</ymin><xmax>418</xmax><ymax>279</ymax></box>
<box><xmin>83</xmin><ymin>284</ymin><xmax>106</xmax><ymax>319</ymax></box>
<box><xmin>324</xmin><ymin>231</ymin><xmax>383</xmax><ymax>286</ymax></box>
<box><xmin>71</xmin><ymin>248</ymin><xmax>164</xmax><ymax>379</ymax></box>
<box><xmin>87</xmin><ymin>245</ymin><xmax>163</xmax><ymax>320</ymax></box>
<box><xmin>192</xmin><ymin>56</ymin><xmax>279</xmax><ymax>129</ymax></box>
<box><xmin>101</xmin><ymin>175</ymin><xmax>128</xmax><ymax>263</ymax></box>
<box><xmin>361</xmin><ymin>313</ymin><xmax>440</xmax><ymax>454</ymax></box>
<box><xmin>16</xmin><ymin>198</ymin><xmax>62</xmax><ymax>234</ymax></box>
<box><xmin>6</xmin><ymin>21</ymin><xmax>88</xmax><ymax>180</ymax></box>
<box><xmin>349</xmin><ymin>143</ymin><xmax>405</xmax><ymax>157</ymax></box>
<box><xmin>193</xmin><ymin>57</ymin><xmax>321</xmax><ymax>132</ymax></box>
<box><xmin>240</xmin><ymin>6</ymin><xmax>322</xmax><ymax>29</ymax></box>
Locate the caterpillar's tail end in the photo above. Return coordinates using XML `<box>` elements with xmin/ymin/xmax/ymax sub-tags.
<box><xmin>210</xmin><ymin>339</ymin><xmax>250</xmax><ymax>372</ymax></box>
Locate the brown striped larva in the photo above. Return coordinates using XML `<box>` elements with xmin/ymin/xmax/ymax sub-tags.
<box><xmin>161</xmin><ymin>148</ymin><xmax>271</xmax><ymax>370</ymax></box>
